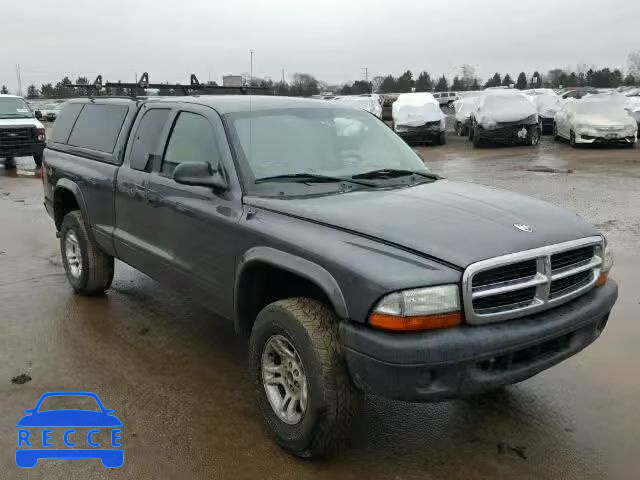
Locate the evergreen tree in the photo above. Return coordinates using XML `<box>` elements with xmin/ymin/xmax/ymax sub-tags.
<box><xmin>415</xmin><ymin>71</ymin><xmax>433</xmax><ymax>92</ymax></box>
<box><xmin>515</xmin><ymin>72</ymin><xmax>528</xmax><ymax>89</ymax></box>
<box><xmin>435</xmin><ymin>75</ymin><xmax>449</xmax><ymax>92</ymax></box>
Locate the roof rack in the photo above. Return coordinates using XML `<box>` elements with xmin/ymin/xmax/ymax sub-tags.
<box><xmin>71</xmin><ymin>73</ymin><xmax>269</xmax><ymax>97</ymax></box>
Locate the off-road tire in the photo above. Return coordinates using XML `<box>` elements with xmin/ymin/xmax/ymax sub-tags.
<box><xmin>60</xmin><ymin>211</ymin><xmax>114</xmax><ymax>295</ymax></box>
<box><xmin>4</xmin><ymin>157</ymin><xmax>16</xmax><ymax>170</ymax></box>
<box><xmin>33</xmin><ymin>153</ymin><xmax>43</xmax><ymax>168</ymax></box>
<box><xmin>249</xmin><ymin>298</ymin><xmax>360</xmax><ymax>458</ymax></box>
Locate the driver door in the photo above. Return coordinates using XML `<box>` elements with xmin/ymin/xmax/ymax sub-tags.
<box><xmin>145</xmin><ymin>105</ymin><xmax>242</xmax><ymax>317</ymax></box>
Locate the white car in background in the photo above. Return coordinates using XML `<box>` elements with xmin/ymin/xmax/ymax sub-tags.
<box><xmin>554</xmin><ymin>97</ymin><xmax>637</xmax><ymax>147</ymax></box>
<box><xmin>331</xmin><ymin>95</ymin><xmax>382</xmax><ymax>118</ymax></box>
<box><xmin>392</xmin><ymin>92</ymin><xmax>446</xmax><ymax>145</ymax></box>
<box><xmin>432</xmin><ymin>91</ymin><xmax>458</xmax><ymax>107</ymax></box>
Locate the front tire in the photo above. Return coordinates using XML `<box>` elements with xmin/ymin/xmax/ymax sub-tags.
<box><xmin>4</xmin><ymin>157</ymin><xmax>16</xmax><ymax>170</ymax></box>
<box><xmin>33</xmin><ymin>153</ymin><xmax>43</xmax><ymax>168</ymax></box>
<box><xmin>60</xmin><ymin>211</ymin><xmax>114</xmax><ymax>295</ymax></box>
<box><xmin>249</xmin><ymin>298</ymin><xmax>359</xmax><ymax>457</ymax></box>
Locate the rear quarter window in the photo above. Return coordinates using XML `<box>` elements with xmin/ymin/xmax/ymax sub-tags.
<box><xmin>67</xmin><ymin>104</ymin><xmax>128</xmax><ymax>153</ymax></box>
<box><xmin>51</xmin><ymin>103</ymin><xmax>84</xmax><ymax>144</ymax></box>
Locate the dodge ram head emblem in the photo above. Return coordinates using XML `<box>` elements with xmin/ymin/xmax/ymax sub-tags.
<box><xmin>513</xmin><ymin>223</ymin><xmax>534</xmax><ymax>233</ymax></box>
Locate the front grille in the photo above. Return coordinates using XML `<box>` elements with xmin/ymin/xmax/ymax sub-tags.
<box><xmin>0</xmin><ymin>127</ymin><xmax>35</xmax><ymax>146</ymax></box>
<box><xmin>463</xmin><ymin>237</ymin><xmax>603</xmax><ymax>324</ymax></box>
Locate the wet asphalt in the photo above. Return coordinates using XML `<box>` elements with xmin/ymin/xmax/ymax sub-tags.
<box><xmin>1</xmin><ymin>135</ymin><xmax>639</xmax><ymax>479</ymax></box>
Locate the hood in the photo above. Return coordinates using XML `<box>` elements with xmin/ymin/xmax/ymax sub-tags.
<box><xmin>0</xmin><ymin>117</ymin><xmax>43</xmax><ymax>129</ymax></box>
<box><xmin>575</xmin><ymin>112</ymin><xmax>635</xmax><ymax>126</ymax></box>
<box><xmin>248</xmin><ymin>180</ymin><xmax>599</xmax><ymax>268</ymax></box>
<box><xmin>16</xmin><ymin>409</ymin><xmax>123</xmax><ymax>427</ymax></box>
<box><xmin>477</xmin><ymin>95</ymin><xmax>538</xmax><ymax>126</ymax></box>
<box><xmin>393</xmin><ymin>94</ymin><xmax>444</xmax><ymax>126</ymax></box>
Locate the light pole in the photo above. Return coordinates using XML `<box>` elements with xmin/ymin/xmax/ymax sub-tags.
<box><xmin>249</xmin><ymin>49</ymin><xmax>255</xmax><ymax>86</ymax></box>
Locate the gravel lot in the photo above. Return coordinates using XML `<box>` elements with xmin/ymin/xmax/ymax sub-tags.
<box><xmin>0</xmin><ymin>135</ymin><xmax>638</xmax><ymax>479</ymax></box>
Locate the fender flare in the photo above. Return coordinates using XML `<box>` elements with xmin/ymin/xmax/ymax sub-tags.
<box><xmin>53</xmin><ymin>178</ymin><xmax>89</xmax><ymax>229</ymax></box>
<box><xmin>234</xmin><ymin>247</ymin><xmax>349</xmax><ymax>330</ymax></box>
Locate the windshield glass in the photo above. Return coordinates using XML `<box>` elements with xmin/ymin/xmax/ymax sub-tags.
<box><xmin>482</xmin><ymin>94</ymin><xmax>533</xmax><ymax>110</ymax></box>
<box><xmin>37</xmin><ymin>395</ymin><xmax>101</xmax><ymax>412</ymax></box>
<box><xmin>227</xmin><ymin>107</ymin><xmax>430</xmax><ymax>194</ymax></box>
<box><xmin>0</xmin><ymin>97</ymin><xmax>33</xmax><ymax>119</ymax></box>
<box><xmin>574</xmin><ymin>100</ymin><xmax>625</xmax><ymax>115</ymax></box>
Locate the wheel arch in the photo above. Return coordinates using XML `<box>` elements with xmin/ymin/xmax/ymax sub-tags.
<box><xmin>53</xmin><ymin>179</ymin><xmax>89</xmax><ymax>231</ymax></box>
<box><xmin>234</xmin><ymin>247</ymin><xmax>349</xmax><ymax>335</ymax></box>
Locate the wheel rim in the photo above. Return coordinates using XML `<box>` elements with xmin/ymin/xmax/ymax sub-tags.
<box><xmin>261</xmin><ymin>335</ymin><xmax>308</xmax><ymax>425</ymax></box>
<box><xmin>64</xmin><ymin>231</ymin><xmax>83</xmax><ymax>279</ymax></box>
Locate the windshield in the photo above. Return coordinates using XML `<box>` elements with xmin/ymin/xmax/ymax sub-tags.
<box><xmin>227</xmin><ymin>107</ymin><xmax>430</xmax><ymax>195</ymax></box>
<box><xmin>0</xmin><ymin>97</ymin><xmax>33</xmax><ymax>119</ymax></box>
<box><xmin>482</xmin><ymin>94</ymin><xmax>533</xmax><ymax>110</ymax></box>
<box><xmin>574</xmin><ymin>100</ymin><xmax>626</xmax><ymax>115</ymax></box>
<box><xmin>37</xmin><ymin>395</ymin><xmax>101</xmax><ymax>412</ymax></box>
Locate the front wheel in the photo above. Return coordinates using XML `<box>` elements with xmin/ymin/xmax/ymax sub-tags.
<box><xmin>4</xmin><ymin>157</ymin><xmax>16</xmax><ymax>170</ymax></box>
<box><xmin>249</xmin><ymin>298</ymin><xmax>360</xmax><ymax>457</ymax></box>
<box><xmin>60</xmin><ymin>211</ymin><xmax>114</xmax><ymax>295</ymax></box>
<box><xmin>33</xmin><ymin>153</ymin><xmax>43</xmax><ymax>168</ymax></box>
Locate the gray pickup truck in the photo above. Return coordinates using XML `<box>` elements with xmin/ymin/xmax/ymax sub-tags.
<box><xmin>43</xmin><ymin>96</ymin><xmax>617</xmax><ymax>457</ymax></box>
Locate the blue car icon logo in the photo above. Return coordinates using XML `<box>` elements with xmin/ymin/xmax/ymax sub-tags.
<box><xmin>16</xmin><ymin>391</ymin><xmax>123</xmax><ymax>468</ymax></box>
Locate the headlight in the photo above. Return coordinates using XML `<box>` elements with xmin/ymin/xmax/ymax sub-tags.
<box><xmin>596</xmin><ymin>239</ymin><xmax>614</xmax><ymax>286</ymax></box>
<box><xmin>369</xmin><ymin>285</ymin><xmax>462</xmax><ymax>331</ymax></box>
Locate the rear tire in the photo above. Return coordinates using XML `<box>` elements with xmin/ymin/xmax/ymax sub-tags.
<box><xmin>60</xmin><ymin>211</ymin><xmax>114</xmax><ymax>295</ymax></box>
<box><xmin>249</xmin><ymin>298</ymin><xmax>360</xmax><ymax>458</ymax></box>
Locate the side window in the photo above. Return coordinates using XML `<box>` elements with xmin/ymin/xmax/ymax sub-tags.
<box><xmin>51</xmin><ymin>103</ymin><xmax>83</xmax><ymax>144</ymax></box>
<box><xmin>67</xmin><ymin>104</ymin><xmax>128</xmax><ymax>153</ymax></box>
<box><xmin>161</xmin><ymin>112</ymin><xmax>220</xmax><ymax>176</ymax></box>
<box><xmin>129</xmin><ymin>108</ymin><xmax>171</xmax><ymax>171</ymax></box>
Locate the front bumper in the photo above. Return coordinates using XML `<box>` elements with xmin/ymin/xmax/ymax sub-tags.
<box><xmin>575</xmin><ymin>130</ymin><xmax>636</xmax><ymax>145</ymax></box>
<box><xmin>396</xmin><ymin>125</ymin><xmax>443</xmax><ymax>143</ymax></box>
<box><xmin>0</xmin><ymin>141</ymin><xmax>45</xmax><ymax>158</ymax></box>
<box><xmin>476</xmin><ymin>123</ymin><xmax>538</xmax><ymax>144</ymax></box>
<box><xmin>340</xmin><ymin>281</ymin><xmax>617</xmax><ymax>402</ymax></box>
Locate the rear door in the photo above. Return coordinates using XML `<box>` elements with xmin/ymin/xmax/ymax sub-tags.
<box><xmin>114</xmin><ymin>103</ymin><xmax>173</xmax><ymax>276</ymax></box>
<box><xmin>144</xmin><ymin>104</ymin><xmax>242</xmax><ymax>317</ymax></box>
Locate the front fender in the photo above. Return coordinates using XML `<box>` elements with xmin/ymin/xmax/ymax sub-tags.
<box><xmin>235</xmin><ymin>247</ymin><xmax>349</xmax><ymax>327</ymax></box>
<box><xmin>53</xmin><ymin>178</ymin><xmax>89</xmax><ymax>229</ymax></box>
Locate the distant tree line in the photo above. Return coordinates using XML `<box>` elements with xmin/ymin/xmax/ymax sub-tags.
<box><xmin>8</xmin><ymin>50</ymin><xmax>640</xmax><ymax>99</ymax></box>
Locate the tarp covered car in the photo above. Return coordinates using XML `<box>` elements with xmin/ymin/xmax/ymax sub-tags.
<box><xmin>469</xmin><ymin>90</ymin><xmax>540</xmax><ymax>147</ymax></box>
<box><xmin>554</xmin><ymin>96</ymin><xmax>637</xmax><ymax>147</ymax></box>
<box><xmin>332</xmin><ymin>95</ymin><xmax>382</xmax><ymax>118</ymax></box>
<box><xmin>527</xmin><ymin>89</ymin><xmax>561</xmax><ymax>135</ymax></box>
<box><xmin>392</xmin><ymin>93</ymin><xmax>446</xmax><ymax>145</ymax></box>
<box><xmin>453</xmin><ymin>95</ymin><xmax>479</xmax><ymax>136</ymax></box>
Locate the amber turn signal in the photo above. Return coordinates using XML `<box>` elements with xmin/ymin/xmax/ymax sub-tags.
<box><xmin>595</xmin><ymin>272</ymin><xmax>608</xmax><ymax>287</ymax></box>
<box><xmin>369</xmin><ymin>312</ymin><xmax>462</xmax><ymax>331</ymax></box>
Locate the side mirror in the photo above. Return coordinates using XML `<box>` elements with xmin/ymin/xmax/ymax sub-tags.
<box><xmin>34</xmin><ymin>111</ymin><xmax>42</xmax><ymax>120</ymax></box>
<box><xmin>105</xmin><ymin>409</ymin><xmax>115</xmax><ymax>415</ymax></box>
<box><xmin>173</xmin><ymin>161</ymin><xmax>228</xmax><ymax>190</ymax></box>
<box><xmin>24</xmin><ymin>409</ymin><xmax>33</xmax><ymax>414</ymax></box>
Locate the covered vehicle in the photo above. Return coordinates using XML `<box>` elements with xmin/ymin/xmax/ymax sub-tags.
<box><xmin>554</xmin><ymin>97</ymin><xmax>637</xmax><ymax>147</ymax></box>
<box><xmin>332</xmin><ymin>95</ymin><xmax>382</xmax><ymax>118</ymax></box>
<box><xmin>469</xmin><ymin>90</ymin><xmax>540</xmax><ymax>147</ymax></box>
<box><xmin>453</xmin><ymin>95</ymin><xmax>479</xmax><ymax>136</ymax></box>
<box><xmin>527</xmin><ymin>89</ymin><xmax>562</xmax><ymax>134</ymax></box>
<box><xmin>392</xmin><ymin>92</ymin><xmax>446</xmax><ymax>145</ymax></box>
<box><xmin>624</xmin><ymin>93</ymin><xmax>640</xmax><ymax>137</ymax></box>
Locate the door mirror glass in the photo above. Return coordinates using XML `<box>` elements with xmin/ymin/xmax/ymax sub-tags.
<box><xmin>172</xmin><ymin>161</ymin><xmax>228</xmax><ymax>190</ymax></box>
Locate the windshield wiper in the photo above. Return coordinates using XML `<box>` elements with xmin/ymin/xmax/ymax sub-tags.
<box><xmin>351</xmin><ymin>169</ymin><xmax>440</xmax><ymax>180</ymax></box>
<box><xmin>255</xmin><ymin>173</ymin><xmax>375</xmax><ymax>187</ymax></box>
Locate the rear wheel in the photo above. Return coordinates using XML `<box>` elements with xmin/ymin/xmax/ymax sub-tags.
<box><xmin>60</xmin><ymin>211</ymin><xmax>114</xmax><ymax>295</ymax></box>
<box><xmin>249</xmin><ymin>298</ymin><xmax>359</xmax><ymax>457</ymax></box>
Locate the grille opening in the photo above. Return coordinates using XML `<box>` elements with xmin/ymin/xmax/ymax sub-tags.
<box><xmin>473</xmin><ymin>286</ymin><xmax>536</xmax><ymax>311</ymax></box>
<box><xmin>473</xmin><ymin>259</ymin><xmax>537</xmax><ymax>288</ymax></box>
<box><xmin>550</xmin><ymin>270</ymin><xmax>593</xmax><ymax>298</ymax></box>
<box><xmin>551</xmin><ymin>246</ymin><xmax>595</xmax><ymax>271</ymax></box>
<box><xmin>477</xmin><ymin>332</ymin><xmax>574</xmax><ymax>372</ymax></box>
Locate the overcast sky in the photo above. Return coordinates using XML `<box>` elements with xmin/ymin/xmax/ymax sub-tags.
<box><xmin>1</xmin><ymin>0</ymin><xmax>639</xmax><ymax>92</ymax></box>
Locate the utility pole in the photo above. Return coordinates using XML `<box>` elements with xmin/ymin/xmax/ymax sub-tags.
<box><xmin>249</xmin><ymin>49</ymin><xmax>255</xmax><ymax>86</ymax></box>
<box><xmin>16</xmin><ymin>64</ymin><xmax>22</xmax><ymax>96</ymax></box>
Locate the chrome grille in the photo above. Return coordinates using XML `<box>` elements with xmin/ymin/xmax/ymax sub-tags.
<box><xmin>462</xmin><ymin>237</ymin><xmax>603</xmax><ymax>324</ymax></box>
